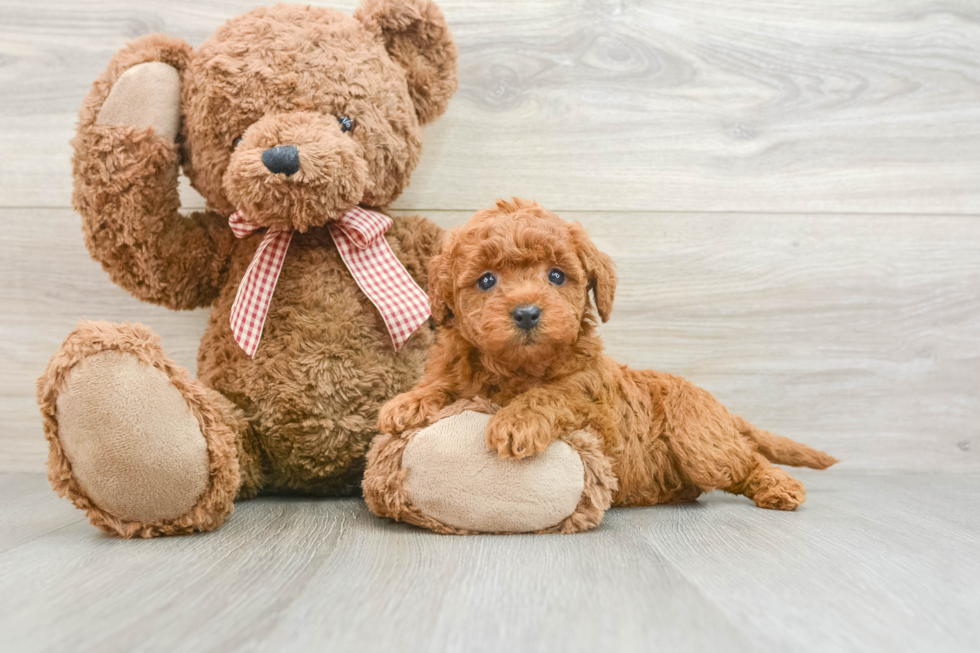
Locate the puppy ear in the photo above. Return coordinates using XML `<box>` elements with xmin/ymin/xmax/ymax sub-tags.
<box><xmin>355</xmin><ymin>0</ymin><xmax>458</xmax><ymax>125</ymax></box>
<box><xmin>569</xmin><ymin>223</ymin><xmax>617</xmax><ymax>323</ymax></box>
<box><xmin>427</xmin><ymin>231</ymin><xmax>457</xmax><ymax>326</ymax></box>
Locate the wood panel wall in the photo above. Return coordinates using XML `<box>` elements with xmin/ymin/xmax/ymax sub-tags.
<box><xmin>1</xmin><ymin>0</ymin><xmax>978</xmax><ymax>472</ymax></box>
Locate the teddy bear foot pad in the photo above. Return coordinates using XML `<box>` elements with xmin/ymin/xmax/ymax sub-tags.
<box><xmin>364</xmin><ymin>399</ymin><xmax>617</xmax><ymax>534</ymax></box>
<box><xmin>37</xmin><ymin>321</ymin><xmax>240</xmax><ymax>538</ymax></box>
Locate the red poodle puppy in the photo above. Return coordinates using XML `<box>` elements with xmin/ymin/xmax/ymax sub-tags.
<box><xmin>379</xmin><ymin>199</ymin><xmax>837</xmax><ymax>509</ymax></box>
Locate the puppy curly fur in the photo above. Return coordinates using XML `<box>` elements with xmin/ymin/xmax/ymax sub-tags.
<box><xmin>379</xmin><ymin>199</ymin><xmax>838</xmax><ymax>510</ymax></box>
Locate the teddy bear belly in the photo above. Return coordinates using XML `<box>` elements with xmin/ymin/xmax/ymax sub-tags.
<box><xmin>197</xmin><ymin>244</ymin><xmax>434</xmax><ymax>495</ymax></box>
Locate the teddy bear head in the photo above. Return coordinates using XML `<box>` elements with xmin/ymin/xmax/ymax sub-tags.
<box><xmin>178</xmin><ymin>0</ymin><xmax>456</xmax><ymax>231</ymax></box>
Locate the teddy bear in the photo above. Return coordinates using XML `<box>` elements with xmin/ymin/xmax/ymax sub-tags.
<box><xmin>35</xmin><ymin>0</ymin><xmax>458</xmax><ymax>538</ymax></box>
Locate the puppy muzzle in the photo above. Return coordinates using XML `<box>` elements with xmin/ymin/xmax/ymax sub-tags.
<box><xmin>512</xmin><ymin>304</ymin><xmax>542</xmax><ymax>331</ymax></box>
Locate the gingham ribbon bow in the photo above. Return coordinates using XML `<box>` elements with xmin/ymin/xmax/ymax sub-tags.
<box><xmin>228</xmin><ymin>207</ymin><xmax>430</xmax><ymax>358</ymax></box>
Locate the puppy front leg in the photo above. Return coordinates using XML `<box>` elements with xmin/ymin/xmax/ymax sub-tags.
<box><xmin>378</xmin><ymin>344</ymin><xmax>462</xmax><ymax>434</ymax></box>
<box><xmin>487</xmin><ymin>387</ymin><xmax>577</xmax><ymax>459</ymax></box>
<box><xmin>377</xmin><ymin>382</ymin><xmax>454</xmax><ymax>434</ymax></box>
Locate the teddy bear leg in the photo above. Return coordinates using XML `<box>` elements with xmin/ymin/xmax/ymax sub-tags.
<box><xmin>364</xmin><ymin>401</ymin><xmax>617</xmax><ymax>534</ymax></box>
<box><xmin>36</xmin><ymin>321</ymin><xmax>242</xmax><ymax>538</ymax></box>
<box><xmin>728</xmin><ymin>453</ymin><xmax>807</xmax><ymax>511</ymax></box>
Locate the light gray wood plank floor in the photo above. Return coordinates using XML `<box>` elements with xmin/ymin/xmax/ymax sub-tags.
<box><xmin>1</xmin><ymin>470</ymin><xmax>977</xmax><ymax>653</ymax></box>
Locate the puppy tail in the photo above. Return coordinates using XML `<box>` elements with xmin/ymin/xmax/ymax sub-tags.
<box><xmin>735</xmin><ymin>417</ymin><xmax>839</xmax><ymax>470</ymax></box>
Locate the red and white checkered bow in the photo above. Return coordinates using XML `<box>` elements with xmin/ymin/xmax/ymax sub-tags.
<box><xmin>228</xmin><ymin>207</ymin><xmax>431</xmax><ymax>358</ymax></box>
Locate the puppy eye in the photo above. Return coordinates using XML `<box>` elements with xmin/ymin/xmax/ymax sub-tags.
<box><xmin>232</xmin><ymin>136</ymin><xmax>243</xmax><ymax>149</ymax></box>
<box><xmin>548</xmin><ymin>268</ymin><xmax>566</xmax><ymax>285</ymax></box>
<box><xmin>337</xmin><ymin>116</ymin><xmax>356</xmax><ymax>133</ymax></box>
<box><xmin>477</xmin><ymin>272</ymin><xmax>497</xmax><ymax>291</ymax></box>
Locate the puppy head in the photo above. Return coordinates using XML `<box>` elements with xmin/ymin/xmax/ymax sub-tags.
<box><xmin>430</xmin><ymin>198</ymin><xmax>616</xmax><ymax>370</ymax></box>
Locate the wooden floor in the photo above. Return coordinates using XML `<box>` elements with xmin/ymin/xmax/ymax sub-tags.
<box><xmin>2</xmin><ymin>470</ymin><xmax>978</xmax><ymax>652</ymax></box>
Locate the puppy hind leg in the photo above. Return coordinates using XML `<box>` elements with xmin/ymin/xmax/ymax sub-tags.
<box><xmin>659</xmin><ymin>379</ymin><xmax>804</xmax><ymax>510</ymax></box>
<box><xmin>659</xmin><ymin>383</ymin><xmax>758</xmax><ymax>497</ymax></box>
<box><xmin>728</xmin><ymin>453</ymin><xmax>806</xmax><ymax>511</ymax></box>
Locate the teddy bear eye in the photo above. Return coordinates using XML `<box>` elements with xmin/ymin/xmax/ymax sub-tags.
<box><xmin>337</xmin><ymin>116</ymin><xmax>356</xmax><ymax>133</ymax></box>
<box><xmin>548</xmin><ymin>268</ymin><xmax>566</xmax><ymax>285</ymax></box>
<box><xmin>232</xmin><ymin>136</ymin><xmax>243</xmax><ymax>149</ymax></box>
<box><xmin>477</xmin><ymin>272</ymin><xmax>497</xmax><ymax>291</ymax></box>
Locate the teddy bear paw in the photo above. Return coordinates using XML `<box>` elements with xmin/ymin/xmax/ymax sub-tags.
<box><xmin>95</xmin><ymin>62</ymin><xmax>181</xmax><ymax>141</ymax></box>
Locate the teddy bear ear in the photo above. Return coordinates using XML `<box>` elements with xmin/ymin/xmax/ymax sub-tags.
<box><xmin>355</xmin><ymin>0</ymin><xmax>458</xmax><ymax>125</ymax></box>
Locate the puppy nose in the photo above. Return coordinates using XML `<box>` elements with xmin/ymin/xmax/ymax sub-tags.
<box><xmin>512</xmin><ymin>305</ymin><xmax>542</xmax><ymax>331</ymax></box>
<box><xmin>262</xmin><ymin>145</ymin><xmax>300</xmax><ymax>176</ymax></box>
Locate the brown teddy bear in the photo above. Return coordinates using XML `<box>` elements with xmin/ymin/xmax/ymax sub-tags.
<box><xmin>35</xmin><ymin>0</ymin><xmax>457</xmax><ymax>538</ymax></box>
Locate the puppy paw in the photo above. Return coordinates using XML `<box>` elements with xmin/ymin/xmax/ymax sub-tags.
<box><xmin>378</xmin><ymin>391</ymin><xmax>443</xmax><ymax>434</ymax></box>
<box><xmin>486</xmin><ymin>408</ymin><xmax>556</xmax><ymax>459</ymax></box>
<box><xmin>753</xmin><ymin>476</ymin><xmax>806</xmax><ymax>511</ymax></box>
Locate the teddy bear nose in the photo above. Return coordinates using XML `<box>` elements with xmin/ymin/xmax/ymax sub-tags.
<box><xmin>512</xmin><ymin>305</ymin><xmax>542</xmax><ymax>331</ymax></box>
<box><xmin>261</xmin><ymin>145</ymin><xmax>300</xmax><ymax>176</ymax></box>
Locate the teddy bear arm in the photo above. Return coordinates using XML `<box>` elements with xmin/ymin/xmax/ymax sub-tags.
<box><xmin>72</xmin><ymin>35</ymin><xmax>236</xmax><ymax>310</ymax></box>
<box><xmin>79</xmin><ymin>196</ymin><xmax>235</xmax><ymax>310</ymax></box>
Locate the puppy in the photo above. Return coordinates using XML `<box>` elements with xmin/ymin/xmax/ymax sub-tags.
<box><xmin>379</xmin><ymin>199</ymin><xmax>837</xmax><ymax>510</ymax></box>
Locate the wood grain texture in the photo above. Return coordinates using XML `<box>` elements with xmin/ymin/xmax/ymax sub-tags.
<box><xmin>0</xmin><ymin>473</ymin><xmax>85</xmax><ymax>554</ymax></box>
<box><xmin>2</xmin><ymin>208</ymin><xmax>978</xmax><ymax>473</ymax></box>
<box><xmin>1</xmin><ymin>0</ymin><xmax>979</xmax><ymax>213</ymax></box>
<box><xmin>0</xmin><ymin>470</ymin><xmax>977</xmax><ymax>652</ymax></box>
<box><xmin>0</xmin><ymin>208</ymin><xmax>210</xmax><ymax>471</ymax></box>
